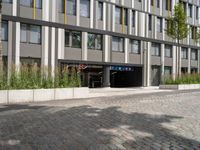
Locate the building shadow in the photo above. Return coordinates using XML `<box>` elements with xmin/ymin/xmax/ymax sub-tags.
<box><xmin>0</xmin><ymin>105</ymin><xmax>200</xmax><ymax>149</ymax></box>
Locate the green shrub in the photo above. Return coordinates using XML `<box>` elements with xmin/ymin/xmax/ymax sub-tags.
<box><xmin>0</xmin><ymin>64</ymin><xmax>81</xmax><ymax>90</ymax></box>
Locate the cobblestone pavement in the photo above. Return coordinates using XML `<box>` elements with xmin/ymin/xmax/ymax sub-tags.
<box><xmin>0</xmin><ymin>90</ymin><xmax>200</xmax><ymax>150</ymax></box>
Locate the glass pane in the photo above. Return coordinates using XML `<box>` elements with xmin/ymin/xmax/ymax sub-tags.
<box><xmin>119</xmin><ymin>38</ymin><xmax>124</xmax><ymax>52</ymax></box>
<box><xmin>65</xmin><ymin>30</ymin><xmax>70</xmax><ymax>46</ymax></box>
<box><xmin>20</xmin><ymin>0</ymin><xmax>32</xmax><ymax>7</ymax></box>
<box><xmin>80</xmin><ymin>0</ymin><xmax>90</xmax><ymax>18</ymax></box>
<box><xmin>112</xmin><ymin>37</ymin><xmax>119</xmax><ymax>51</ymax></box>
<box><xmin>96</xmin><ymin>35</ymin><xmax>102</xmax><ymax>50</ymax></box>
<box><xmin>68</xmin><ymin>0</ymin><xmax>76</xmax><ymax>15</ymax></box>
<box><xmin>2</xmin><ymin>0</ymin><xmax>13</xmax><ymax>3</ymax></box>
<box><xmin>115</xmin><ymin>7</ymin><xmax>121</xmax><ymax>24</ymax></box>
<box><xmin>2</xmin><ymin>21</ymin><xmax>8</xmax><ymax>41</ymax></box>
<box><xmin>132</xmin><ymin>40</ymin><xmax>140</xmax><ymax>53</ymax></box>
<box><xmin>88</xmin><ymin>33</ymin><xmax>95</xmax><ymax>49</ymax></box>
<box><xmin>98</xmin><ymin>2</ymin><xmax>103</xmax><ymax>20</ymax></box>
<box><xmin>30</xmin><ymin>25</ymin><xmax>41</xmax><ymax>44</ymax></box>
<box><xmin>21</xmin><ymin>24</ymin><xmax>27</xmax><ymax>42</ymax></box>
<box><xmin>72</xmin><ymin>31</ymin><xmax>81</xmax><ymax>48</ymax></box>
<box><xmin>36</xmin><ymin>0</ymin><xmax>42</xmax><ymax>9</ymax></box>
<box><xmin>58</xmin><ymin>0</ymin><xmax>64</xmax><ymax>13</ymax></box>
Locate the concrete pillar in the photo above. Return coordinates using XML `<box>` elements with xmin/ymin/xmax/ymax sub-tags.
<box><xmin>14</xmin><ymin>22</ymin><xmax>20</xmax><ymax>72</ymax></box>
<box><xmin>76</xmin><ymin>0</ymin><xmax>80</xmax><ymax>26</ymax></box>
<box><xmin>7</xmin><ymin>21</ymin><xmax>13</xmax><ymax>83</ymax></box>
<box><xmin>128</xmin><ymin>9</ymin><xmax>132</xmax><ymax>35</ymax></box>
<box><xmin>103</xmin><ymin>66</ymin><xmax>110</xmax><ymax>87</ymax></box>
<box><xmin>172</xmin><ymin>46</ymin><xmax>176</xmax><ymax>80</ymax></box>
<box><xmin>139</xmin><ymin>12</ymin><xmax>145</xmax><ymax>37</ymax></box>
<box><xmin>161</xmin><ymin>44</ymin><xmax>165</xmax><ymax>83</ymax></box>
<box><xmin>90</xmin><ymin>0</ymin><xmax>94</xmax><ymax>28</ymax></box>
<box><xmin>177</xmin><ymin>46</ymin><xmax>182</xmax><ymax>76</ymax></box>
<box><xmin>42</xmin><ymin>0</ymin><xmax>49</xmax><ymax>21</ymax></box>
<box><xmin>188</xmin><ymin>48</ymin><xmax>191</xmax><ymax>74</ymax></box>
<box><xmin>82</xmin><ymin>32</ymin><xmax>88</xmax><ymax>61</ymax></box>
<box><xmin>57</xmin><ymin>28</ymin><xmax>64</xmax><ymax>59</ymax></box>
<box><xmin>103</xmin><ymin>2</ymin><xmax>106</xmax><ymax>30</ymax></box>
<box><xmin>135</xmin><ymin>11</ymin><xmax>138</xmax><ymax>36</ymax></box>
<box><xmin>42</xmin><ymin>26</ymin><xmax>49</xmax><ymax>71</ymax></box>
<box><xmin>111</xmin><ymin>4</ymin><xmax>115</xmax><ymax>32</ymax></box>
<box><xmin>50</xmin><ymin>0</ymin><xmax>56</xmax><ymax>22</ymax></box>
<box><xmin>103</xmin><ymin>35</ymin><xmax>110</xmax><ymax>62</ymax></box>
<box><xmin>124</xmin><ymin>38</ymin><xmax>129</xmax><ymax>63</ymax></box>
<box><xmin>50</xmin><ymin>27</ymin><xmax>56</xmax><ymax>77</ymax></box>
<box><xmin>198</xmin><ymin>50</ymin><xmax>200</xmax><ymax>73</ymax></box>
<box><xmin>154</xmin><ymin>16</ymin><xmax>157</xmax><ymax>39</ymax></box>
<box><xmin>146</xmin><ymin>42</ymin><xmax>151</xmax><ymax>86</ymax></box>
<box><xmin>12</xmin><ymin>0</ymin><xmax>17</xmax><ymax>16</ymax></box>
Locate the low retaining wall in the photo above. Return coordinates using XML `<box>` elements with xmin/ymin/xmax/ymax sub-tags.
<box><xmin>159</xmin><ymin>84</ymin><xmax>200</xmax><ymax>90</ymax></box>
<box><xmin>0</xmin><ymin>87</ymin><xmax>89</xmax><ymax>104</ymax></box>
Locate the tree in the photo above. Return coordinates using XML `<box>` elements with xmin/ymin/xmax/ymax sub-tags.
<box><xmin>167</xmin><ymin>2</ymin><xmax>189</xmax><ymax>77</ymax></box>
<box><xmin>0</xmin><ymin>0</ymin><xmax>2</xmax><ymax>71</ymax></box>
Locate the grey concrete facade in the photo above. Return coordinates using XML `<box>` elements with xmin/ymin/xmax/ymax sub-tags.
<box><xmin>2</xmin><ymin>0</ymin><xmax>200</xmax><ymax>87</ymax></box>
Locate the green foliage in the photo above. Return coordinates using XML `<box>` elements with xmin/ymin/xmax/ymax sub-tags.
<box><xmin>164</xmin><ymin>73</ymin><xmax>200</xmax><ymax>85</ymax></box>
<box><xmin>167</xmin><ymin>3</ymin><xmax>189</xmax><ymax>41</ymax></box>
<box><xmin>0</xmin><ymin>64</ymin><xmax>82</xmax><ymax>90</ymax></box>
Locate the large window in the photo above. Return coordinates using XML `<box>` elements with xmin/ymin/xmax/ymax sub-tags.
<box><xmin>80</xmin><ymin>0</ymin><xmax>90</xmax><ymax>18</ymax></box>
<box><xmin>151</xmin><ymin>43</ymin><xmax>161</xmax><ymax>56</ymax></box>
<box><xmin>165</xmin><ymin>45</ymin><xmax>172</xmax><ymax>57</ymax></box>
<box><xmin>112</xmin><ymin>36</ymin><xmax>124</xmax><ymax>52</ymax></box>
<box><xmin>98</xmin><ymin>2</ymin><xmax>103</xmax><ymax>20</ymax></box>
<box><xmin>191</xmin><ymin>49</ymin><xmax>198</xmax><ymax>60</ymax></box>
<box><xmin>157</xmin><ymin>17</ymin><xmax>162</xmax><ymax>33</ymax></box>
<box><xmin>115</xmin><ymin>7</ymin><xmax>127</xmax><ymax>25</ymax></box>
<box><xmin>88</xmin><ymin>33</ymin><xmax>102</xmax><ymax>50</ymax></box>
<box><xmin>65</xmin><ymin>30</ymin><xmax>81</xmax><ymax>48</ymax></box>
<box><xmin>181</xmin><ymin>47</ymin><xmax>188</xmax><ymax>59</ymax></box>
<box><xmin>20</xmin><ymin>24</ymin><xmax>41</xmax><ymax>44</ymax></box>
<box><xmin>131</xmin><ymin>40</ymin><xmax>140</xmax><ymax>54</ymax></box>
<box><xmin>20</xmin><ymin>0</ymin><xmax>42</xmax><ymax>9</ymax></box>
<box><xmin>164</xmin><ymin>66</ymin><xmax>172</xmax><ymax>76</ymax></box>
<box><xmin>59</xmin><ymin>0</ymin><xmax>76</xmax><ymax>15</ymax></box>
<box><xmin>196</xmin><ymin>7</ymin><xmax>199</xmax><ymax>20</ymax></box>
<box><xmin>30</xmin><ymin>25</ymin><xmax>41</xmax><ymax>44</ymax></box>
<box><xmin>2</xmin><ymin>21</ymin><xmax>8</xmax><ymax>41</ymax></box>
<box><xmin>2</xmin><ymin>0</ymin><xmax>12</xmax><ymax>3</ymax></box>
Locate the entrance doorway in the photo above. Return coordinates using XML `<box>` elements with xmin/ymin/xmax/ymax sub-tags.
<box><xmin>151</xmin><ymin>66</ymin><xmax>161</xmax><ymax>86</ymax></box>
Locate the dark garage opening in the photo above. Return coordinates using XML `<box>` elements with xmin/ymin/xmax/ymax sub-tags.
<box><xmin>110</xmin><ymin>67</ymin><xmax>142</xmax><ymax>87</ymax></box>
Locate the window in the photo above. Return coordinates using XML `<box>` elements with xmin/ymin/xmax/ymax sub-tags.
<box><xmin>58</xmin><ymin>0</ymin><xmax>64</xmax><ymax>13</ymax></box>
<box><xmin>65</xmin><ymin>30</ymin><xmax>70</xmax><ymax>46</ymax></box>
<box><xmin>115</xmin><ymin>7</ymin><xmax>121</xmax><ymax>24</ymax></box>
<box><xmin>72</xmin><ymin>31</ymin><xmax>81</xmax><ymax>48</ymax></box>
<box><xmin>132</xmin><ymin>10</ymin><xmax>135</xmax><ymax>27</ymax></box>
<box><xmin>98</xmin><ymin>2</ymin><xmax>103</xmax><ymax>20</ymax></box>
<box><xmin>20</xmin><ymin>24</ymin><xmax>27</xmax><ymax>42</ymax></box>
<box><xmin>112</xmin><ymin>36</ymin><xmax>124</xmax><ymax>52</ymax></box>
<box><xmin>151</xmin><ymin>43</ymin><xmax>161</xmax><ymax>56</ymax></box>
<box><xmin>191</xmin><ymin>49</ymin><xmax>198</xmax><ymax>60</ymax></box>
<box><xmin>88</xmin><ymin>33</ymin><xmax>102</xmax><ymax>50</ymax></box>
<box><xmin>188</xmin><ymin>4</ymin><xmax>192</xmax><ymax>18</ymax></box>
<box><xmin>131</xmin><ymin>40</ymin><xmax>140</xmax><ymax>54</ymax></box>
<box><xmin>30</xmin><ymin>25</ymin><xmax>41</xmax><ymax>44</ymax></box>
<box><xmin>166</xmin><ymin>0</ymin><xmax>172</xmax><ymax>11</ymax></box>
<box><xmin>191</xmin><ymin>26</ymin><xmax>197</xmax><ymax>39</ymax></box>
<box><xmin>68</xmin><ymin>0</ymin><xmax>76</xmax><ymax>15</ymax></box>
<box><xmin>165</xmin><ymin>45</ymin><xmax>172</xmax><ymax>57</ymax></box>
<box><xmin>181</xmin><ymin>47</ymin><xmax>188</xmax><ymax>59</ymax></box>
<box><xmin>157</xmin><ymin>17</ymin><xmax>162</xmax><ymax>33</ymax></box>
<box><xmin>20</xmin><ymin>0</ymin><xmax>42</xmax><ymax>9</ymax></box>
<box><xmin>80</xmin><ymin>0</ymin><xmax>90</xmax><ymax>18</ymax></box>
<box><xmin>149</xmin><ymin>15</ymin><xmax>152</xmax><ymax>31</ymax></box>
<box><xmin>151</xmin><ymin>0</ymin><xmax>154</xmax><ymax>6</ymax></box>
<box><xmin>196</xmin><ymin>7</ymin><xmax>199</xmax><ymax>20</ymax></box>
<box><xmin>157</xmin><ymin>0</ymin><xmax>160</xmax><ymax>8</ymax></box>
<box><xmin>164</xmin><ymin>66</ymin><xmax>172</xmax><ymax>76</ymax></box>
<box><xmin>2</xmin><ymin>0</ymin><xmax>12</xmax><ymax>3</ymax></box>
<box><xmin>2</xmin><ymin>21</ymin><xmax>8</xmax><ymax>41</ymax></box>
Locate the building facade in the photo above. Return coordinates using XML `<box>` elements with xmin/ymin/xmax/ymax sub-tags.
<box><xmin>1</xmin><ymin>0</ymin><xmax>200</xmax><ymax>88</ymax></box>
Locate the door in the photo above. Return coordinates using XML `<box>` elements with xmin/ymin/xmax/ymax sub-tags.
<box><xmin>151</xmin><ymin>66</ymin><xmax>161</xmax><ymax>86</ymax></box>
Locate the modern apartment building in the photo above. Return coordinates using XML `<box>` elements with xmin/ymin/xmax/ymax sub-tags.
<box><xmin>1</xmin><ymin>0</ymin><xmax>200</xmax><ymax>88</ymax></box>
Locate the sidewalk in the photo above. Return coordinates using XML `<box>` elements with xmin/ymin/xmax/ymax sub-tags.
<box><xmin>89</xmin><ymin>86</ymin><xmax>173</xmax><ymax>98</ymax></box>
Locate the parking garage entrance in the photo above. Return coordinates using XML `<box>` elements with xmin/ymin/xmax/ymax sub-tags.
<box><xmin>110</xmin><ymin>66</ymin><xmax>143</xmax><ymax>87</ymax></box>
<box><xmin>59</xmin><ymin>61</ymin><xmax>143</xmax><ymax>88</ymax></box>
